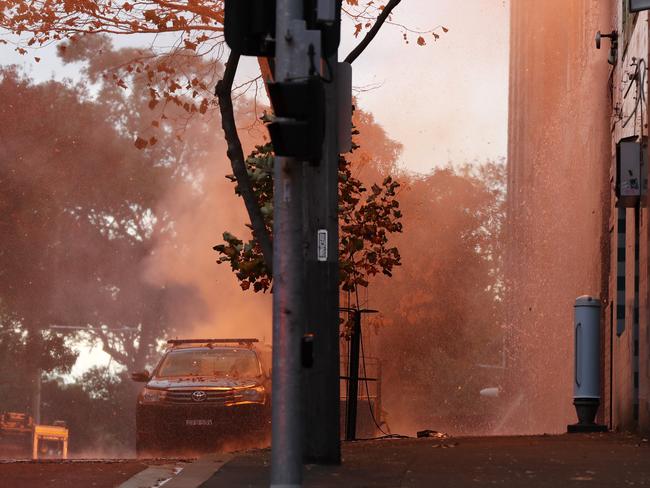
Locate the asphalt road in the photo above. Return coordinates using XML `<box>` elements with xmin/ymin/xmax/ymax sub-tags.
<box><xmin>1</xmin><ymin>433</ymin><xmax>649</xmax><ymax>487</ymax></box>
<box><xmin>0</xmin><ymin>459</ymin><xmax>157</xmax><ymax>488</ymax></box>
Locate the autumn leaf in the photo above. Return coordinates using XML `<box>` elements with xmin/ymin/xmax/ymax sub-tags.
<box><xmin>0</xmin><ymin>0</ymin><xmax>430</xmax><ymax>136</ymax></box>
<box><xmin>134</xmin><ymin>137</ymin><xmax>148</xmax><ymax>149</ymax></box>
<box><xmin>199</xmin><ymin>98</ymin><xmax>209</xmax><ymax>114</ymax></box>
<box><xmin>417</xmin><ymin>36</ymin><xmax>426</xmax><ymax>46</ymax></box>
<box><xmin>214</xmin><ymin>130</ymin><xmax>403</xmax><ymax>294</ymax></box>
<box><xmin>143</xmin><ymin>9</ymin><xmax>160</xmax><ymax>23</ymax></box>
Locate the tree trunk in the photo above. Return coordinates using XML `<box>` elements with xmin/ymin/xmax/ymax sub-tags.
<box><xmin>215</xmin><ymin>52</ymin><xmax>274</xmax><ymax>272</ymax></box>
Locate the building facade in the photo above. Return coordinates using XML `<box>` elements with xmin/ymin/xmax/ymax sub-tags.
<box><xmin>507</xmin><ymin>1</ymin><xmax>649</xmax><ymax>432</ymax></box>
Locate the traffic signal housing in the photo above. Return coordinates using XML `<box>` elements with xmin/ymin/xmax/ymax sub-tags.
<box><xmin>224</xmin><ymin>0</ymin><xmax>276</xmax><ymax>57</ymax></box>
<box><xmin>224</xmin><ymin>0</ymin><xmax>341</xmax><ymax>58</ymax></box>
<box><xmin>267</xmin><ymin>77</ymin><xmax>325</xmax><ymax>161</ymax></box>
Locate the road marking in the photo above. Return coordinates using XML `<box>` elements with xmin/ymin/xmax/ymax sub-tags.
<box><xmin>117</xmin><ymin>463</ymin><xmax>182</xmax><ymax>488</ymax></box>
<box><xmin>162</xmin><ymin>454</ymin><xmax>233</xmax><ymax>488</ymax></box>
<box><xmin>118</xmin><ymin>455</ymin><xmax>233</xmax><ymax>488</ymax></box>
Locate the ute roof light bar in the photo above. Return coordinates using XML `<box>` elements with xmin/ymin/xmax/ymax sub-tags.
<box><xmin>166</xmin><ymin>338</ymin><xmax>259</xmax><ymax>345</ymax></box>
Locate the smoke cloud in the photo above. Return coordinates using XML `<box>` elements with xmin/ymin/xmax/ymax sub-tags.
<box><xmin>140</xmin><ymin>134</ymin><xmax>273</xmax><ymax>344</ymax></box>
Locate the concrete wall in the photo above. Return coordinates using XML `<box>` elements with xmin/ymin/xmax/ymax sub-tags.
<box><xmin>506</xmin><ymin>0</ymin><xmax>614</xmax><ymax>433</ymax></box>
<box><xmin>603</xmin><ymin>2</ymin><xmax>648</xmax><ymax>430</ymax></box>
<box><xmin>608</xmin><ymin>7</ymin><xmax>649</xmax><ymax>432</ymax></box>
<box><xmin>639</xmin><ymin>206</ymin><xmax>648</xmax><ymax>429</ymax></box>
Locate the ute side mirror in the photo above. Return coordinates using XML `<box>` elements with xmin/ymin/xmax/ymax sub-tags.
<box><xmin>131</xmin><ymin>370</ymin><xmax>150</xmax><ymax>382</ymax></box>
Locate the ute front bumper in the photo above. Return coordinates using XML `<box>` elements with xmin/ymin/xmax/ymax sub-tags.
<box><xmin>136</xmin><ymin>402</ymin><xmax>269</xmax><ymax>440</ymax></box>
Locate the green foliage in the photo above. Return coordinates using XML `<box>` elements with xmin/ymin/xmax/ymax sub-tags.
<box><xmin>0</xmin><ymin>41</ymin><xmax>212</xmax><ymax>374</ymax></box>
<box><xmin>339</xmin><ymin>157</ymin><xmax>402</xmax><ymax>291</ymax></box>
<box><xmin>214</xmin><ymin>143</ymin><xmax>274</xmax><ymax>293</ymax></box>
<box><xmin>0</xmin><ymin>324</ymin><xmax>136</xmax><ymax>454</ymax></box>
<box><xmin>0</xmin><ymin>319</ymin><xmax>78</xmax><ymax>412</ymax></box>
<box><xmin>213</xmin><ymin>138</ymin><xmax>403</xmax><ymax>293</ymax></box>
<box><xmin>40</xmin><ymin>369</ymin><xmax>136</xmax><ymax>454</ymax></box>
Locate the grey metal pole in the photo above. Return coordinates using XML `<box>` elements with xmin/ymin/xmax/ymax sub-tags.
<box><xmin>32</xmin><ymin>368</ymin><xmax>41</xmax><ymax>425</ymax></box>
<box><xmin>303</xmin><ymin>50</ymin><xmax>341</xmax><ymax>464</ymax></box>
<box><xmin>271</xmin><ymin>0</ymin><xmax>306</xmax><ymax>486</ymax></box>
<box><xmin>345</xmin><ymin>310</ymin><xmax>361</xmax><ymax>441</ymax></box>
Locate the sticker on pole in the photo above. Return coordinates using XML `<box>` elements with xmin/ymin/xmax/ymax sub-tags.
<box><xmin>317</xmin><ymin>229</ymin><xmax>328</xmax><ymax>261</ymax></box>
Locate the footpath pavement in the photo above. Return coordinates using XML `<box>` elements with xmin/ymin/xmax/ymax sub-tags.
<box><xmin>2</xmin><ymin>433</ymin><xmax>649</xmax><ymax>487</ymax></box>
<box><xmin>200</xmin><ymin>433</ymin><xmax>650</xmax><ymax>487</ymax></box>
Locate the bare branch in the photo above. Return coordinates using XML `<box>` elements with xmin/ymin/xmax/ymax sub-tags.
<box><xmin>215</xmin><ymin>51</ymin><xmax>273</xmax><ymax>272</ymax></box>
<box><xmin>96</xmin><ymin>330</ymin><xmax>131</xmax><ymax>368</ymax></box>
<box><xmin>344</xmin><ymin>0</ymin><xmax>402</xmax><ymax>65</ymax></box>
<box><xmin>257</xmin><ymin>58</ymin><xmax>274</xmax><ymax>85</ymax></box>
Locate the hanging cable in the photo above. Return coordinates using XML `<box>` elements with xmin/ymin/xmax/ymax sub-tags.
<box><xmin>636</xmin><ymin>57</ymin><xmax>646</xmax><ymax>117</ymax></box>
<box><xmin>623</xmin><ymin>58</ymin><xmax>647</xmax><ymax>128</ymax></box>
<box><xmin>352</xmin><ymin>285</ymin><xmax>412</xmax><ymax>440</ymax></box>
<box><xmin>360</xmin><ymin>326</ymin><xmax>392</xmax><ymax>437</ymax></box>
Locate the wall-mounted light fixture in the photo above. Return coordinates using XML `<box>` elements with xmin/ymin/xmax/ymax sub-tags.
<box><xmin>629</xmin><ymin>0</ymin><xmax>650</xmax><ymax>13</ymax></box>
<box><xmin>595</xmin><ymin>30</ymin><xmax>618</xmax><ymax>65</ymax></box>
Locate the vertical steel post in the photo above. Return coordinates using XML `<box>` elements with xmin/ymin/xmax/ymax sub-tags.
<box><xmin>271</xmin><ymin>0</ymin><xmax>306</xmax><ymax>486</ymax></box>
<box><xmin>345</xmin><ymin>310</ymin><xmax>361</xmax><ymax>441</ymax></box>
<box><xmin>303</xmin><ymin>50</ymin><xmax>341</xmax><ymax>464</ymax></box>
<box><xmin>32</xmin><ymin>367</ymin><xmax>41</xmax><ymax>425</ymax></box>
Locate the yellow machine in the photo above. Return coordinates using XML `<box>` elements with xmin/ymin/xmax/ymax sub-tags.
<box><xmin>0</xmin><ymin>412</ymin><xmax>69</xmax><ymax>460</ymax></box>
<box><xmin>32</xmin><ymin>423</ymin><xmax>68</xmax><ymax>460</ymax></box>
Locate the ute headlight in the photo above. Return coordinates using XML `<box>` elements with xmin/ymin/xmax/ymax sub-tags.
<box><xmin>139</xmin><ymin>387</ymin><xmax>166</xmax><ymax>404</ymax></box>
<box><xmin>240</xmin><ymin>386</ymin><xmax>265</xmax><ymax>403</ymax></box>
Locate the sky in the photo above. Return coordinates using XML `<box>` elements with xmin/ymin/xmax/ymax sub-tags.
<box><xmin>1</xmin><ymin>0</ymin><xmax>510</xmax><ymax>174</ymax></box>
<box><xmin>339</xmin><ymin>0</ymin><xmax>510</xmax><ymax>172</ymax></box>
<box><xmin>1</xmin><ymin>0</ymin><xmax>510</xmax><ymax>376</ymax></box>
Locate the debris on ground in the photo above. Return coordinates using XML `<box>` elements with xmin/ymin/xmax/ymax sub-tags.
<box><xmin>416</xmin><ymin>430</ymin><xmax>449</xmax><ymax>439</ymax></box>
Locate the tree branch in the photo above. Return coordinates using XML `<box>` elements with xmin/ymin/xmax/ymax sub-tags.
<box><xmin>344</xmin><ymin>0</ymin><xmax>402</xmax><ymax>64</ymax></box>
<box><xmin>215</xmin><ymin>51</ymin><xmax>273</xmax><ymax>272</ymax></box>
<box><xmin>258</xmin><ymin>57</ymin><xmax>275</xmax><ymax>85</ymax></box>
<box><xmin>96</xmin><ymin>330</ymin><xmax>131</xmax><ymax>369</ymax></box>
<box><xmin>215</xmin><ymin>0</ymin><xmax>402</xmax><ymax>274</ymax></box>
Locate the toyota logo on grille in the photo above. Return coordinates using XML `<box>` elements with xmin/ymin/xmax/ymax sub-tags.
<box><xmin>191</xmin><ymin>390</ymin><xmax>207</xmax><ymax>402</ymax></box>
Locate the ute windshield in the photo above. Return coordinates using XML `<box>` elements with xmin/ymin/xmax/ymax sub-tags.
<box><xmin>156</xmin><ymin>348</ymin><xmax>261</xmax><ymax>378</ymax></box>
